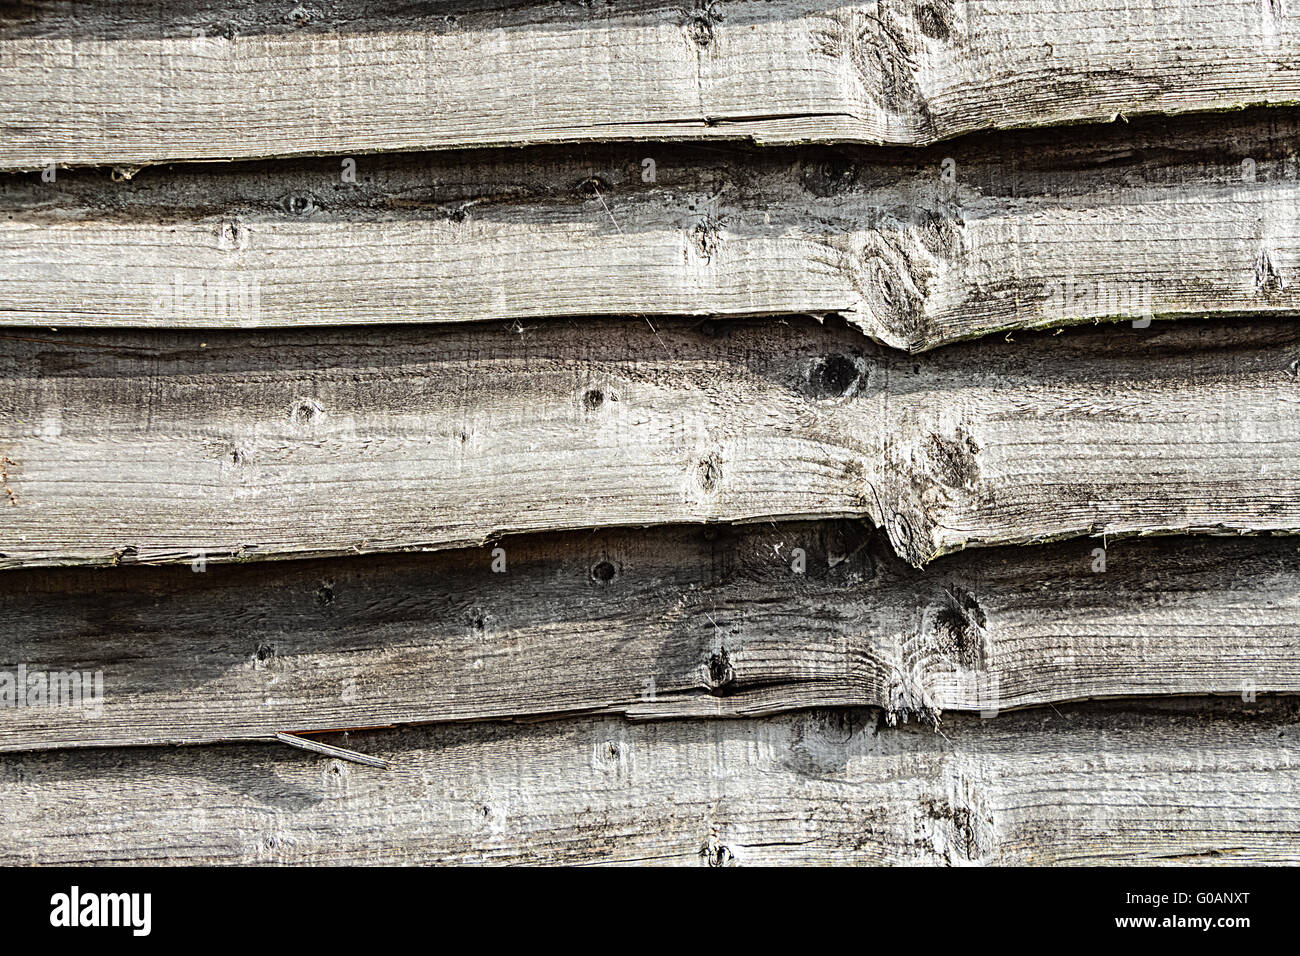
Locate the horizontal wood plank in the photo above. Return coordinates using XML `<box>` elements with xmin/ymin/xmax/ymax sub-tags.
<box><xmin>6</xmin><ymin>112</ymin><xmax>1300</xmax><ymax>349</ymax></box>
<box><xmin>0</xmin><ymin>524</ymin><xmax>1297</xmax><ymax>750</ymax></box>
<box><xmin>2</xmin><ymin>317</ymin><xmax>1298</xmax><ymax>569</ymax></box>
<box><xmin>3</xmin><ymin>0</ymin><xmax>1300</xmax><ymax>166</ymax></box>
<box><xmin>1</xmin><ymin>699</ymin><xmax>1296</xmax><ymax>864</ymax></box>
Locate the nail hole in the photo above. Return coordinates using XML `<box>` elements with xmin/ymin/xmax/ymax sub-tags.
<box><xmin>281</xmin><ymin>193</ymin><xmax>319</xmax><ymax>216</ymax></box>
<box><xmin>575</xmin><ymin>176</ymin><xmax>610</xmax><ymax>198</ymax></box>
<box><xmin>591</xmin><ymin>560</ymin><xmax>617</xmax><ymax>583</ymax></box>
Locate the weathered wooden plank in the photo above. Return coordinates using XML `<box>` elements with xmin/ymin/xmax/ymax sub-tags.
<box><xmin>1</xmin><ymin>523</ymin><xmax>1296</xmax><ymax>751</ymax></box>
<box><xmin>6</xmin><ymin>112</ymin><xmax>1300</xmax><ymax>350</ymax></box>
<box><xmin>1</xmin><ymin>699</ymin><xmax>1295</xmax><ymax>865</ymax></box>
<box><xmin>2</xmin><ymin>317</ymin><xmax>1298</xmax><ymax>569</ymax></box>
<box><xmin>4</xmin><ymin>0</ymin><xmax>1300</xmax><ymax>167</ymax></box>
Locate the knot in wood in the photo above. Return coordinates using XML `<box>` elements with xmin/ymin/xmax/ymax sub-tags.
<box><xmin>696</xmin><ymin>455</ymin><xmax>723</xmax><ymax>494</ymax></box>
<box><xmin>689</xmin><ymin>215</ymin><xmax>723</xmax><ymax>261</ymax></box>
<box><xmin>706</xmin><ymin>646</ymin><xmax>736</xmax><ymax>695</ymax></box>
<box><xmin>812</xmin><ymin>8</ymin><xmax>932</xmax><ymax>122</ymax></box>
<box><xmin>920</xmin><ymin>429</ymin><xmax>981</xmax><ymax>491</ymax></box>
<box><xmin>702</xmin><ymin>833</ymin><xmax>734</xmax><ymax>866</ymax></box>
<box><xmin>680</xmin><ymin>2</ymin><xmax>725</xmax><ymax>48</ymax></box>
<box><xmin>808</xmin><ymin>353</ymin><xmax>867</xmax><ymax>399</ymax></box>
<box><xmin>801</xmin><ymin>156</ymin><xmax>858</xmax><ymax>197</ymax></box>
<box><xmin>924</xmin><ymin>585</ymin><xmax>988</xmax><ymax>670</ymax></box>
<box><xmin>841</xmin><ymin>232</ymin><xmax>931</xmax><ymax>351</ymax></box>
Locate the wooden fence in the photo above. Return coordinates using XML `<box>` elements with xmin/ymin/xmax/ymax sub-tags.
<box><xmin>0</xmin><ymin>0</ymin><xmax>1297</xmax><ymax>865</ymax></box>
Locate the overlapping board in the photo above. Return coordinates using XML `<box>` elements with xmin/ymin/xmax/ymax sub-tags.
<box><xmin>1</xmin><ymin>317</ymin><xmax>1297</xmax><ymax>569</ymax></box>
<box><xmin>1</xmin><ymin>700</ymin><xmax>1295</xmax><ymax>865</ymax></box>
<box><xmin>3</xmin><ymin>111</ymin><xmax>1300</xmax><ymax>350</ymax></box>
<box><xmin>2</xmin><ymin>0</ymin><xmax>1299</xmax><ymax>167</ymax></box>
<box><xmin>0</xmin><ymin>523</ymin><xmax>1297</xmax><ymax>750</ymax></box>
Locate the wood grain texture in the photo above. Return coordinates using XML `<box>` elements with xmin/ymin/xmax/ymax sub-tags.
<box><xmin>7</xmin><ymin>111</ymin><xmax>1300</xmax><ymax>349</ymax></box>
<box><xmin>3</xmin><ymin>0</ymin><xmax>1300</xmax><ymax>167</ymax></box>
<box><xmin>1</xmin><ymin>523</ymin><xmax>1297</xmax><ymax>751</ymax></box>
<box><xmin>1</xmin><ymin>698</ymin><xmax>1295</xmax><ymax>865</ymax></box>
<box><xmin>2</xmin><ymin>316</ymin><xmax>1298</xmax><ymax>569</ymax></box>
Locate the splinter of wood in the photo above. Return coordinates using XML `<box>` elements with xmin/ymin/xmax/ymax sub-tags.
<box><xmin>274</xmin><ymin>732</ymin><xmax>390</xmax><ymax>770</ymax></box>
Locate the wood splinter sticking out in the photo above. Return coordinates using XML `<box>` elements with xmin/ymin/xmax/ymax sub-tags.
<box><xmin>274</xmin><ymin>731</ymin><xmax>390</xmax><ymax>770</ymax></box>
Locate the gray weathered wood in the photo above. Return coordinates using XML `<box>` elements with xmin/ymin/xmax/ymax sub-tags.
<box><xmin>4</xmin><ymin>0</ymin><xmax>1300</xmax><ymax>167</ymax></box>
<box><xmin>2</xmin><ymin>317</ymin><xmax>1298</xmax><ymax>569</ymax></box>
<box><xmin>1</xmin><ymin>699</ymin><xmax>1295</xmax><ymax>864</ymax></box>
<box><xmin>6</xmin><ymin>112</ymin><xmax>1300</xmax><ymax>349</ymax></box>
<box><xmin>0</xmin><ymin>523</ymin><xmax>1296</xmax><ymax>751</ymax></box>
